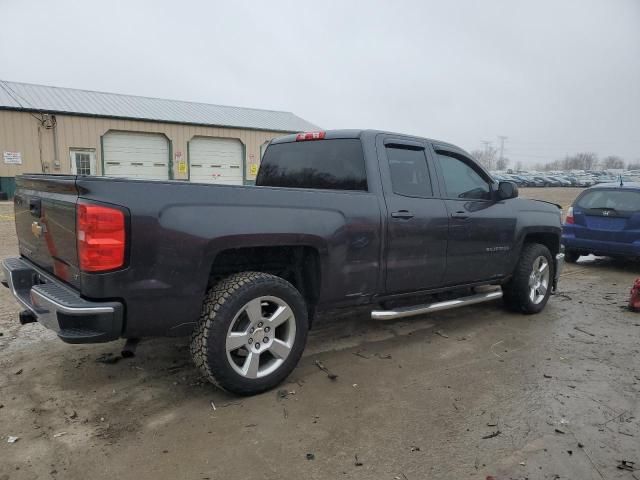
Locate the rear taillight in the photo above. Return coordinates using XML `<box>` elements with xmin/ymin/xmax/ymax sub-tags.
<box><xmin>565</xmin><ymin>206</ymin><xmax>574</xmax><ymax>225</ymax></box>
<box><xmin>295</xmin><ymin>131</ymin><xmax>325</xmax><ymax>141</ymax></box>
<box><xmin>77</xmin><ymin>202</ymin><xmax>126</xmax><ymax>272</ymax></box>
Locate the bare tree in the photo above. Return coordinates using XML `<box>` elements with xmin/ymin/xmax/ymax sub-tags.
<box><xmin>470</xmin><ymin>145</ymin><xmax>498</xmax><ymax>170</ymax></box>
<box><xmin>602</xmin><ymin>155</ymin><xmax>625</xmax><ymax>170</ymax></box>
<box><xmin>552</xmin><ymin>152</ymin><xmax>599</xmax><ymax>171</ymax></box>
<box><xmin>628</xmin><ymin>161</ymin><xmax>640</xmax><ymax>171</ymax></box>
<box><xmin>576</xmin><ymin>152</ymin><xmax>598</xmax><ymax>170</ymax></box>
<box><xmin>515</xmin><ymin>160</ymin><xmax>523</xmax><ymax>171</ymax></box>
<box><xmin>496</xmin><ymin>156</ymin><xmax>510</xmax><ymax>171</ymax></box>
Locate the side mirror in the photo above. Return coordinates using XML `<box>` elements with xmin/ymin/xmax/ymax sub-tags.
<box><xmin>497</xmin><ymin>181</ymin><xmax>518</xmax><ymax>200</ymax></box>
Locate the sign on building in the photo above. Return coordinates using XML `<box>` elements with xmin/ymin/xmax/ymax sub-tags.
<box><xmin>3</xmin><ymin>151</ymin><xmax>22</xmax><ymax>165</ymax></box>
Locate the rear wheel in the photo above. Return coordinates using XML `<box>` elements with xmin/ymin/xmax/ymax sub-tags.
<box><xmin>565</xmin><ymin>250</ymin><xmax>580</xmax><ymax>263</ymax></box>
<box><xmin>503</xmin><ymin>243</ymin><xmax>554</xmax><ymax>314</ymax></box>
<box><xmin>191</xmin><ymin>272</ymin><xmax>308</xmax><ymax>395</ymax></box>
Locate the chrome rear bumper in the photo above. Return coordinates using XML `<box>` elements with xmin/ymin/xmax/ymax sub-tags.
<box><xmin>1</xmin><ymin>257</ymin><xmax>123</xmax><ymax>343</ymax></box>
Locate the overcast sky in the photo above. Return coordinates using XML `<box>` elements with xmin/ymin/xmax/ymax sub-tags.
<box><xmin>1</xmin><ymin>0</ymin><xmax>639</xmax><ymax>166</ymax></box>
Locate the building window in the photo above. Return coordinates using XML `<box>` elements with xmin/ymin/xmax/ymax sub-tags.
<box><xmin>75</xmin><ymin>153</ymin><xmax>91</xmax><ymax>175</ymax></box>
<box><xmin>70</xmin><ymin>149</ymin><xmax>96</xmax><ymax>175</ymax></box>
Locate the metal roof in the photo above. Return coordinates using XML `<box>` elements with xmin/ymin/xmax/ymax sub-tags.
<box><xmin>0</xmin><ymin>80</ymin><xmax>320</xmax><ymax>133</ymax></box>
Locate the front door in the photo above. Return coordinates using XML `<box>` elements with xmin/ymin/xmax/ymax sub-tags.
<box><xmin>378</xmin><ymin>136</ymin><xmax>449</xmax><ymax>294</ymax></box>
<box><xmin>70</xmin><ymin>149</ymin><xmax>96</xmax><ymax>175</ymax></box>
<box><xmin>432</xmin><ymin>148</ymin><xmax>516</xmax><ymax>284</ymax></box>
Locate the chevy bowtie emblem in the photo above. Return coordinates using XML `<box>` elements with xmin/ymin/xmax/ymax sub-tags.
<box><xmin>31</xmin><ymin>221</ymin><xmax>45</xmax><ymax>238</ymax></box>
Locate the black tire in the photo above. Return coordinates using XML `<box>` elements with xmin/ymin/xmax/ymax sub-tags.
<box><xmin>190</xmin><ymin>272</ymin><xmax>308</xmax><ymax>395</ymax></box>
<box><xmin>503</xmin><ymin>243</ymin><xmax>554</xmax><ymax>314</ymax></box>
<box><xmin>565</xmin><ymin>250</ymin><xmax>579</xmax><ymax>263</ymax></box>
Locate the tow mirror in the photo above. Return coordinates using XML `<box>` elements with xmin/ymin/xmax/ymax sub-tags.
<box><xmin>497</xmin><ymin>181</ymin><xmax>518</xmax><ymax>200</ymax></box>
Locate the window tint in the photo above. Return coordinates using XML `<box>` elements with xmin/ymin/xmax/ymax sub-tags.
<box><xmin>256</xmin><ymin>139</ymin><xmax>367</xmax><ymax>191</ymax></box>
<box><xmin>386</xmin><ymin>146</ymin><xmax>433</xmax><ymax>197</ymax></box>
<box><xmin>437</xmin><ymin>152</ymin><xmax>491</xmax><ymax>200</ymax></box>
<box><xmin>577</xmin><ymin>190</ymin><xmax>640</xmax><ymax>211</ymax></box>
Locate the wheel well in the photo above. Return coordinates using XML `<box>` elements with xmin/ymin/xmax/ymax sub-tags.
<box><xmin>523</xmin><ymin>232</ymin><xmax>560</xmax><ymax>257</ymax></box>
<box><xmin>209</xmin><ymin>246</ymin><xmax>321</xmax><ymax>311</ymax></box>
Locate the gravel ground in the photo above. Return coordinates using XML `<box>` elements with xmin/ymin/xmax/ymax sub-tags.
<box><xmin>518</xmin><ymin>186</ymin><xmax>585</xmax><ymax>209</ymax></box>
<box><xmin>1</xmin><ymin>192</ymin><xmax>639</xmax><ymax>480</ymax></box>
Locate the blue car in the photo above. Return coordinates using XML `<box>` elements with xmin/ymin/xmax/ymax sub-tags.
<box><xmin>562</xmin><ymin>182</ymin><xmax>640</xmax><ymax>262</ymax></box>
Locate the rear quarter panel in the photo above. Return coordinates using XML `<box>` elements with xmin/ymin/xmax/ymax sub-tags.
<box><xmin>76</xmin><ymin>178</ymin><xmax>382</xmax><ymax>337</ymax></box>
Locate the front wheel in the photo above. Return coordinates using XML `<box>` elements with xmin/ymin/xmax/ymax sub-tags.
<box><xmin>191</xmin><ymin>272</ymin><xmax>308</xmax><ymax>395</ymax></box>
<box><xmin>503</xmin><ymin>243</ymin><xmax>554</xmax><ymax>314</ymax></box>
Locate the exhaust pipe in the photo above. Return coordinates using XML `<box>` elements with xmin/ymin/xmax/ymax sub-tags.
<box><xmin>371</xmin><ymin>286</ymin><xmax>503</xmax><ymax>320</ymax></box>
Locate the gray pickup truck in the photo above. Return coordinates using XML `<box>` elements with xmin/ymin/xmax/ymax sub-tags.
<box><xmin>3</xmin><ymin>129</ymin><xmax>564</xmax><ymax>394</ymax></box>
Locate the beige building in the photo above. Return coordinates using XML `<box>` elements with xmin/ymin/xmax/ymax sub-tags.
<box><xmin>0</xmin><ymin>80</ymin><xmax>318</xmax><ymax>197</ymax></box>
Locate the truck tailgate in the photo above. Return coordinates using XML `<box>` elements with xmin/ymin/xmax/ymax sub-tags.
<box><xmin>14</xmin><ymin>175</ymin><xmax>81</xmax><ymax>287</ymax></box>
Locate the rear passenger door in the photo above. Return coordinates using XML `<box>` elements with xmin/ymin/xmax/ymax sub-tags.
<box><xmin>378</xmin><ymin>136</ymin><xmax>449</xmax><ymax>294</ymax></box>
<box><xmin>431</xmin><ymin>147</ymin><xmax>517</xmax><ymax>284</ymax></box>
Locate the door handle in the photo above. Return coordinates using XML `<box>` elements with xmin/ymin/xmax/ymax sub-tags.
<box><xmin>451</xmin><ymin>211</ymin><xmax>469</xmax><ymax>219</ymax></box>
<box><xmin>29</xmin><ymin>198</ymin><xmax>41</xmax><ymax>217</ymax></box>
<box><xmin>391</xmin><ymin>210</ymin><xmax>414</xmax><ymax>219</ymax></box>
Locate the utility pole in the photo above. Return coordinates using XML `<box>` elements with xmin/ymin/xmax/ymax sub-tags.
<box><xmin>497</xmin><ymin>135</ymin><xmax>507</xmax><ymax>162</ymax></box>
<box><xmin>481</xmin><ymin>141</ymin><xmax>492</xmax><ymax>169</ymax></box>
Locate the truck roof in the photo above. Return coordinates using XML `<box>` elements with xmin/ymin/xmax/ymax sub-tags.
<box><xmin>270</xmin><ymin>129</ymin><xmax>465</xmax><ymax>154</ymax></box>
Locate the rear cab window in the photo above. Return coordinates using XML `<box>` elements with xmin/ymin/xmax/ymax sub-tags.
<box><xmin>256</xmin><ymin>139</ymin><xmax>367</xmax><ymax>191</ymax></box>
<box><xmin>577</xmin><ymin>189</ymin><xmax>640</xmax><ymax>213</ymax></box>
<box><xmin>386</xmin><ymin>145</ymin><xmax>433</xmax><ymax>198</ymax></box>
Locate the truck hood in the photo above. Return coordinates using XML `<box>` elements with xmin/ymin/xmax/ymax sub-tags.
<box><xmin>526</xmin><ymin>198</ymin><xmax>563</xmax><ymax>210</ymax></box>
<box><xmin>511</xmin><ymin>197</ymin><xmax>563</xmax><ymax>214</ymax></box>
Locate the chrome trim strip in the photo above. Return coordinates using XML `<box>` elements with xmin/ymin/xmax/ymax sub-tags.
<box><xmin>30</xmin><ymin>288</ymin><xmax>114</xmax><ymax>315</ymax></box>
<box><xmin>371</xmin><ymin>287</ymin><xmax>503</xmax><ymax>320</ymax></box>
<box><xmin>2</xmin><ymin>257</ymin><xmax>115</xmax><ymax>332</ymax></box>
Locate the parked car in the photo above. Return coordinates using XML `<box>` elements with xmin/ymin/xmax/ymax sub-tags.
<box><xmin>594</xmin><ymin>176</ymin><xmax>617</xmax><ymax>184</ymax></box>
<box><xmin>574</xmin><ymin>175</ymin><xmax>595</xmax><ymax>187</ymax></box>
<box><xmin>506</xmin><ymin>174</ymin><xmax>534</xmax><ymax>187</ymax></box>
<box><xmin>562</xmin><ymin>182</ymin><xmax>640</xmax><ymax>262</ymax></box>
<box><xmin>534</xmin><ymin>176</ymin><xmax>560</xmax><ymax>187</ymax></box>
<box><xmin>548</xmin><ymin>176</ymin><xmax>572</xmax><ymax>187</ymax></box>
<box><xmin>526</xmin><ymin>176</ymin><xmax>546</xmax><ymax>187</ymax></box>
<box><xmin>2</xmin><ymin>129</ymin><xmax>564</xmax><ymax>395</ymax></box>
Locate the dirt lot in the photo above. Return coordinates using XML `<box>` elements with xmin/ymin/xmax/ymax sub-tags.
<box><xmin>1</xmin><ymin>188</ymin><xmax>639</xmax><ymax>480</ymax></box>
<box><xmin>519</xmin><ymin>186</ymin><xmax>584</xmax><ymax>211</ymax></box>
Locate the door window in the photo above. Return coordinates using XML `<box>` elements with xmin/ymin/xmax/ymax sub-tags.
<box><xmin>386</xmin><ymin>146</ymin><xmax>433</xmax><ymax>197</ymax></box>
<box><xmin>437</xmin><ymin>152</ymin><xmax>491</xmax><ymax>200</ymax></box>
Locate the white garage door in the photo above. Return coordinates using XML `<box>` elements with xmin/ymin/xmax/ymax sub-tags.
<box><xmin>103</xmin><ymin>132</ymin><xmax>169</xmax><ymax>180</ymax></box>
<box><xmin>189</xmin><ymin>137</ymin><xmax>243</xmax><ymax>185</ymax></box>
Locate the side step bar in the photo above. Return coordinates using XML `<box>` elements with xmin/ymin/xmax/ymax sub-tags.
<box><xmin>371</xmin><ymin>286</ymin><xmax>503</xmax><ymax>320</ymax></box>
